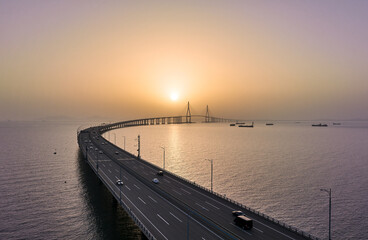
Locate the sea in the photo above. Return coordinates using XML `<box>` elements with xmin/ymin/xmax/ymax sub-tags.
<box><xmin>0</xmin><ymin>120</ymin><xmax>367</xmax><ymax>240</ymax></box>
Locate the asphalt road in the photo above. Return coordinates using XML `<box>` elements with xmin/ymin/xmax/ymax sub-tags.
<box><xmin>78</xmin><ymin>128</ymin><xmax>314</xmax><ymax>240</ymax></box>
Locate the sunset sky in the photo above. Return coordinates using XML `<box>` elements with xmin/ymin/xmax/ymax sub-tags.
<box><xmin>1</xmin><ymin>1</ymin><xmax>368</xmax><ymax>121</ymax></box>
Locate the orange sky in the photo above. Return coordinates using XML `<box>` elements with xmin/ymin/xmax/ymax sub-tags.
<box><xmin>1</xmin><ymin>1</ymin><xmax>368</xmax><ymax>121</ymax></box>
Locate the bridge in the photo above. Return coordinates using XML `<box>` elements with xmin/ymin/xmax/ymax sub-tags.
<box><xmin>77</xmin><ymin>104</ymin><xmax>320</xmax><ymax>240</ymax></box>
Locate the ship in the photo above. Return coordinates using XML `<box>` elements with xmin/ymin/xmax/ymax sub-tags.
<box><xmin>239</xmin><ymin>122</ymin><xmax>254</xmax><ymax>128</ymax></box>
<box><xmin>312</xmin><ymin>123</ymin><xmax>328</xmax><ymax>127</ymax></box>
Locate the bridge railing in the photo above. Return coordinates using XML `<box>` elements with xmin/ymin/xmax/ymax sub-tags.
<box><xmin>80</xmin><ymin>119</ymin><xmax>321</xmax><ymax>240</ymax></box>
<box><xmin>152</xmin><ymin>165</ymin><xmax>321</xmax><ymax>240</ymax></box>
<box><xmin>78</xmin><ymin>133</ymin><xmax>157</xmax><ymax>240</ymax></box>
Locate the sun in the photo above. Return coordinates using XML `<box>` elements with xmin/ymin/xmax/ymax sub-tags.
<box><xmin>170</xmin><ymin>92</ymin><xmax>179</xmax><ymax>101</ymax></box>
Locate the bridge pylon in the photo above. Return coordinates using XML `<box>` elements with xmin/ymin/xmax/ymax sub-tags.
<box><xmin>205</xmin><ymin>105</ymin><xmax>210</xmax><ymax>123</ymax></box>
<box><xmin>186</xmin><ymin>101</ymin><xmax>192</xmax><ymax>123</ymax></box>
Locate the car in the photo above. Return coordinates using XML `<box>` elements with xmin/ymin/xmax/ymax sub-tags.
<box><xmin>95</xmin><ymin>148</ymin><xmax>98</xmax><ymax>151</ymax></box>
<box><xmin>157</xmin><ymin>171</ymin><xmax>164</xmax><ymax>176</ymax></box>
<box><xmin>115</xmin><ymin>151</ymin><xmax>119</xmax><ymax>155</ymax></box>
<box><xmin>99</xmin><ymin>151</ymin><xmax>103</xmax><ymax>154</ymax></box>
<box><xmin>152</xmin><ymin>178</ymin><xmax>159</xmax><ymax>184</ymax></box>
<box><xmin>232</xmin><ymin>211</ymin><xmax>245</xmax><ymax>217</ymax></box>
<box><xmin>89</xmin><ymin>146</ymin><xmax>93</xmax><ymax>149</ymax></box>
<box><xmin>116</xmin><ymin>180</ymin><xmax>123</xmax><ymax>185</ymax></box>
<box><xmin>234</xmin><ymin>215</ymin><xmax>253</xmax><ymax>230</ymax></box>
<box><xmin>102</xmin><ymin>142</ymin><xmax>105</xmax><ymax>145</ymax></box>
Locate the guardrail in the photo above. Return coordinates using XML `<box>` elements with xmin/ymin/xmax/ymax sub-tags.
<box><xmin>78</xmin><ymin>134</ymin><xmax>156</xmax><ymax>240</ymax></box>
<box><xmin>79</xmin><ymin>120</ymin><xmax>321</xmax><ymax>240</ymax></box>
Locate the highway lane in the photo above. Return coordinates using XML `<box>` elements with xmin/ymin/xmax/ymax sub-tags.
<box><xmin>80</xmin><ymin>129</ymin><xmax>313</xmax><ymax>240</ymax></box>
<box><xmin>95</xmin><ymin>140</ymin><xmax>307</xmax><ymax>240</ymax></box>
<box><xmin>81</xmin><ymin>132</ymin><xmax>230</xmax><ymax>240</ymax></box>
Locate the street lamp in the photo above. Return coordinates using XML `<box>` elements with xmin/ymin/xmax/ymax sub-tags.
<box><xmin>112</xmin><ymin>133</ymin><xmax>116</xmax><ymax>144</ymax></box>
<box><xmin>123</xmin><ymin>136</ymin><xmax>126</xmax><ymax>150</ymax></box>
<box><xmin>205</xmin><ymin>159</ymin><xmax>213</xmax><ymax>192</ymax></box>
<box><xmin>320</xmin><ymin>188</ymin><xmax>332</xmax><ymax>240</ymax></box>
<box><xmin>160</xmin><ymin>146</ymin><xmax>165</xmax><ymax>170</ymax></box>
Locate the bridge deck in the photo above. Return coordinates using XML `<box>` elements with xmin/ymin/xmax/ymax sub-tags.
<box><xmin>78</xmin><ymin>127</ymin><xmax>318</xmax><ymax>240</ymax></box>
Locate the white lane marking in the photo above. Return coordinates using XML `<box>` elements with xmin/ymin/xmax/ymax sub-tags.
<box><xmin>205</xmin><ymin>201</ymin><xmax>220</xmax><ymax>210</ymax></box>
<box><xmin>134</xmin><ymin>184</ymin><xmax>141</xmax><ymax>190</ymax></box>
<box><xmin>255</xmin><ymin>220</ymin><xmax>295</xmax><ymax>240</ymax></box>
<box><xmin>96</xmin><ymin>160</ymin><xmax>224</xmax><ymax>240</ymax></box>
<box><xmin>163</xmin><ymin>179</ymin><xmax>171</xmax><ymax>183</ymax></box>
<box><xmin>172</xmin><ymin>189</ymin><xmax>182</xmax><ymax>195</ymax></box>
<box><xmin>196</xmin><ymin>203</ymin><xmax>209</xmax><ymax>211</ymax></box>
<box><xmin>148</xmin><ymin>195</ymin><xmax>157</xmax><ymax>203</ymax></box>
<box><xmin>138</xmin><ymin>197</ymin><xmax>146</xmax><ymax>204</ymax></box>
<box><xmin>125</xmin><ymin>185</ymin><xmax>131</xmax><ymax>191</ymax></box>
<box><xmin>108</xmin><ymin>169</ymin><xmax>112</xmax><ymax>173</ymax></box>
<box><xmin>115</xmin><ymin>176</ymin><xmax>119</xmax><ymax>180</ymax></box>
<box><xmin>254</xmin><ymin>227</ymin><xmax>263</xmax><ymax>233</ymax></box>
<box><xmin>157</xmin><ymin>214</ymin><xmax>170</xmax><ymax>225</ymax></box>
<box><xmin>109</xmin><ymin>163</ymin><xmax>112</xmax><ymax>167</ymax></box>
<box><xmin>181</xmin><ymin>188</ymin><xmax>191</xmax><ymax>194</ymax></box>
<box><xmin>115</xmin><ymin>169</ymin><xmax>119</xmax><ymax>173</ymax></box>
<box><xmin>169</xmin><ymin>212</ymin><xmax>182</xmax><ymax>222</ymax></box>
<box><xmin>230</xmin><ymin>223</ymin><xmax>252</xmax><ymax>235</ymax></box>
<box><xmin>202</xmin><ymin>238</ymin><xmax>206</xmax><ymax>240</ymax></box>
<box><xmin>95</xmin><ymin>169</ymin><xmax>169</xmax><ymax>240</ymax></box>
<box><xmin>123</xmin><ymin>176</ymin><xmax>128</xmax><ymax>180</ymax></box>
<box><xmin>102</xmin><ymin>164</ymin><xmax>105</xmax><ymax>167</ymax></box>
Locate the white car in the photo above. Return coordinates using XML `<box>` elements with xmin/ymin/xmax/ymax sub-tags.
<box><xmin>152</xmin><ymin>178</ymin><xmax>159</xmax><ymax>184</ymax></box>
<box><xmin>116</xmin><ymin>180</ymin><xmax>124</xmax><ymax>185</ymax></box>
<box><xmin>99</xmin><ymin>151</ymin><xmax>103</xmax><ymax>154</ymax></box>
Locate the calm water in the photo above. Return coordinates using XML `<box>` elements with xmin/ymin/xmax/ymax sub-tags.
<box><xmin>1</xmin><ymin>121</ymin><xmax>367</xmax><ymax>240</ymax></box>
<box><xmin>109</xmin><ymin>121</ymin><xmax>368</xmax><ymax>240</ymax></box>
<box><xmin>0</xmin><ymin>121</ymin><xmax>145</xmax><ymax>240</ymax></box>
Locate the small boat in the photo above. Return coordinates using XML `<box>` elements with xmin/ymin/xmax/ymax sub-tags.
<box><xmin>333</xmin><ymin>122</ymin><xmax>341</xmax><ymax>125</ymax></box>
<box><xmin>230</xmin><ymin>123</ymin><xmax>236</xmax><ymax>126</ymax></box>
<box><xmin>236</xmin><ymin>122</ymin><xmax>245</xmax><ymax>125</ymax></box>
<box><xmin>265</xmin><ymin>123</ymin><xmax>274</xmax><ymax>126</ymax></box>
<box><xmin>312</xmin><ymin>123</ymin><xmax>328</xmax><ymax>127</ymax></box>
<box><xmin>239</xmin><ymin>122</ymin><xmax>254</xmax><ymax>128</ymax></box>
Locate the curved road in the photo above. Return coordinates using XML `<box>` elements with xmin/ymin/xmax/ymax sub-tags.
<box><xmin>78</xmin><ymin>127</ymin><xmax>317</xmax><ymax>240</ymax></box>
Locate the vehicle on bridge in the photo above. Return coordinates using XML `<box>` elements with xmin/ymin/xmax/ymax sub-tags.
<box><xmin>152</xmin><ymin>178</ymin><xmax>159</xmax><ymax>184</ymax></box>
<box><xmin>232</xmin><ymin>210</ymin><xmax>245</xmax><ymax>217</ymax></box>
<box><xmin>234</xmin><ymin>215</ymin><xmax>253</xmax><ymax>230</ymax></box>
<box><xmin>116</xmin><ymin>180</ymin><xmax>123</xmax><ymax>185</ymax></box>
<box><xmin>157</xmin><ymin>171</ymin><xmax>164</xmax><ymax>176</ymax></box>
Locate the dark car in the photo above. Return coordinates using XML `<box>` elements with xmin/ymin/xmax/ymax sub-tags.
<box><xmin>234</xmin><ymin>215</ymin><xmax>253</xmax><ymax>230</ymax></box>
<box><xmin>157</xmin><ymin>171</ymin><xmax>164</xmax><ymax>176</ymax></box>
<box><xmin>232</xmin><ymin>211</ymin><xmax>244</xmax><ymax>217</ymax></box>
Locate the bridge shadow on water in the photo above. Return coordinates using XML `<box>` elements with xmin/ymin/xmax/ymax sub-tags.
<box><xmin>77</xmin><ymin>150</ymin><xmax>147</xmax><ymax>240</ymax></box>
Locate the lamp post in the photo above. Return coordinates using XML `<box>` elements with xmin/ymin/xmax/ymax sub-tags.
<box><xmin>205</xmin><ymin>159</ymin><xmax>213</xmax><ymax>192</ymax></box>
<box><xmin>320</xmin><ymin>188</ymin><xmax>332</xmax><ymax>240</ymax></box>
<box><xmin>160</xmin><ymin>146</ymin><xmax>165</xmax><ymax>170</ymax></box>
<box><xmin>119</xmin><ymin>166</ymin><xmax>122</xmax><ymax>204</ymax></box>
<box><xmin>112</xmin><ymin>133</ymin><xmax>116</xmax><ymax>144</ymax></box>
<box><xmin>123</xmin><ymin>136</ymin><xmax>126</xmax><ymax>150</ymax></box>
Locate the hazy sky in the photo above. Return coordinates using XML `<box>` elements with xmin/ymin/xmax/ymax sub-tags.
<box><xmin>1</xmin><ymin>0</ymin><xmax>368</xmax><ymax>121</ymax></box>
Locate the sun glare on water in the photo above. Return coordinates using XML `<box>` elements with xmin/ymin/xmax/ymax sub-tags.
<box><xmin>170</xmin><ymin>92</ymin><xmax>179</xmax><ymax>101</ymax></box>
